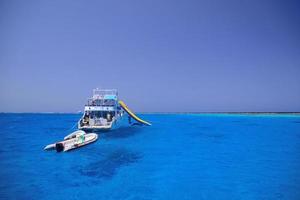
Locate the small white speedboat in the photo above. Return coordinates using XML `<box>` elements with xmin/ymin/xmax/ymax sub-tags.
<box><xmin>44</xmin><ymin>131</ymin><xmax>98</xmax><ymax>152</ymax></box>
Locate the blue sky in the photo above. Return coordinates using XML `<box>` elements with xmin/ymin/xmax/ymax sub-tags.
<box><xmin>0</xmin><ymin>0</ymin><xmax>299</xmax><ymax>112</ymax></box>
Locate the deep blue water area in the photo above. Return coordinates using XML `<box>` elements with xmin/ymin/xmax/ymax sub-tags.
<box><xmin>0</xmin><ymin>113</ymin><xmax>300</xmax><ymax>199</ymax></box>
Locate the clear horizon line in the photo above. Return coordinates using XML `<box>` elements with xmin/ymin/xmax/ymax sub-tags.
<box><xmin>1</xmin><ymin>111</ymin><xmax>300</xmax><ymax>114</ymax></box>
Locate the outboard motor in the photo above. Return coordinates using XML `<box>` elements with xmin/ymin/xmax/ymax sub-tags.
<box><xmin>56</xmin><ymin>143</ymin><xmax>64</xmax><ymax>152</ymax></box>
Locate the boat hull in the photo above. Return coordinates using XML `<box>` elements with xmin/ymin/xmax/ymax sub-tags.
<box><xmin>79</xmin><ymin>114</ymin><xmax>129</xmax><ymax>133</ymax></box>
<box><xmin>44</xmin><ymin>133</ymin><xmax>98</xmax><ymax>152</ymax></box>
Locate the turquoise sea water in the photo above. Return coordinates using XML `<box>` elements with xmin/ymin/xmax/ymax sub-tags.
<box><xmin>0</xmin><ymin>113</ymin><xmax>300</xmax><ymax>200</ymax></box>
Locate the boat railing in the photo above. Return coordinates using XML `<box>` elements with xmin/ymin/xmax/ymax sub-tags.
<box><xmin>86</xmin><ymin>99</ymin><xmax>116</xmax><ymax>106</ymax></box>
<box><xmin>93</xmin><ymin>88</ymin><xmax>118</xmax><ymax>98</ymax></box>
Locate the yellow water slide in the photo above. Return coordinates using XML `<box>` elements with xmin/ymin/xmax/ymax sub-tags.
<box><xmin>118</xmin><ymin>101</ymin><xmax>152</xmax><ymax>126</ymax></box>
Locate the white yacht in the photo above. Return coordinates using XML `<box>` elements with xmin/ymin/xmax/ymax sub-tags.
<box><xmin>78</xmin><ymin>89</ymin><xmax>125</xmax><ymax>132</ymax></box>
